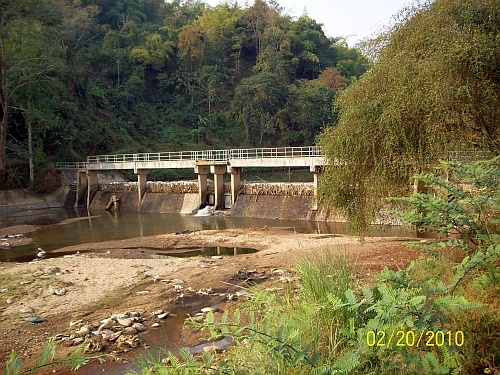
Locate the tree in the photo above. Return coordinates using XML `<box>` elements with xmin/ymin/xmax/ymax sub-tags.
<box><xmin>0</xmin><ymin>0</ymin><xmax>65</xmax><ymax>181</ymax></box>
<box><xmin>318</xmin><ymin>0</ymin><xmax>500</xmax><ymax>232</ymax></box>
<box><xmin>130</xmin><ymin>33</ymin><xmax>175</xmax><ymax>71</ymax></box>
<box><xmin>232</xmin><ymin>71</ymin><xmax>287</xmax><ymax>145</ymax></box>
<box><xmin>278</xmin><ymin>79</ymin><xmax>337</xmax><ymax>146</ymax></box>
<box><xmin>290</xmin><ymin>16</ymin><xmax>334</xmax><ymax>79</ymax></box>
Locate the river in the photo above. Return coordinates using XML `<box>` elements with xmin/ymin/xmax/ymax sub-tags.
<box><xmin>0</xmin><ymin>207</ymin><xmax>413</xmax><ymax>262</ymax></box>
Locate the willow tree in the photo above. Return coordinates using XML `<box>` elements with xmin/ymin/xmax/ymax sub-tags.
<box><xmin>318</xmin><ymin>0</ymin><xmax>499</xmax><ymax>231</ymax></box>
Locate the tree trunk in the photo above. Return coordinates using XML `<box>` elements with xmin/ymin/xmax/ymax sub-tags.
<box><xmin>0</xmin><ymin>96</ymin><xmax>9</xmax><ymax>177</ymax></box>
<box><xmin>28</xmin><ymin>120</ymin><xmax>34</xmax><ymax>187</ymax></box>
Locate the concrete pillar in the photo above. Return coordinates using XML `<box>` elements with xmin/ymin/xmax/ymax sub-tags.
<box><xmin>137</xmin><ymin>169</ymin><xmax>148</xmax><ymax>201</ymax></box>
<box><xmin>87</xmin><ymin>170</ymin><xmax>98</xmax><ymax>208</ymax></box>
<box><xmin>75</xmin><ymin>170</ymin><xmax>87</xmax><ymax>207</ymax></box>
<box><xmin>228</xmin><ymin>167</ymin><xmax>242</xmax><ymax>206</ymax></box>
<box><xmin>311</xmin><ymin>165</ymin><xmax>323</xmax><ymax>211</ymax></box>
<box><xmin>194</xmin><ymin>165</ymin><xmax>210</xmax><ymax>207</ymax></box>
<box><xmin>211</xmin><ymin>164</ymin><xmax>226</xmax><ymax>209</ymax></box>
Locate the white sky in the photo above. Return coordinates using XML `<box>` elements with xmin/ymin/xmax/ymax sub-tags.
<box><xmin>202</xmin><ymin>0</ymin><xmax>413</xmax><ymax>46</ymax></box>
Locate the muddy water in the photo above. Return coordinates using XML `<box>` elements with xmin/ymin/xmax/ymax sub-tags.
<box><xmin>0</xmin><ymin>207</ymin><xmax>413</xmax><ymax>262</ymax></box>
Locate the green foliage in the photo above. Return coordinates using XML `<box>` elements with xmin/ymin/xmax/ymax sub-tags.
<box><xmin>1</xmin><ymin>0</ymin><xmax>369</xmax><ymax>187</ymax></box>
<box><xmin>3</xmin><ymin>338</ymin><xmax>98</xmax><ymax>375</ymax></box>
<box><xmin>389</xmin><ymin>157</ymin><xmax>500</xmax><ymax>289</ymax></box>
<box><xmin>318</xmin><ymin>0</ymin><xmax>499</xmax><ymax>232</ymax></box>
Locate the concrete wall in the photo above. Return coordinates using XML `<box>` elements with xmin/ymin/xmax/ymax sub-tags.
<box><xmin>229</xmin><ymin>195</ymin><xmax>342</xmax><ymax>222</ymax></box>
<box><xmin>88</xmin><ymin>191</ymin><xmax>199</xmax><ymax>214</ymax></box>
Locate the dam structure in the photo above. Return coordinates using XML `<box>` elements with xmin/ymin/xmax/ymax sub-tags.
<box><xmin>55</xmin><ymin>146</ymin><xmax>326</xmax><ymax>211</ymax></box>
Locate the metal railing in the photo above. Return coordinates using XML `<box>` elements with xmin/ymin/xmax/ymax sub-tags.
<box><xmin>86</xmin><ymin>146</ymin><xmax>322</xmax><ymax>164</ymax></box>
<box><xmin>55</xmin><ymin>146</ymin><xmax>324</xmax><ymax>170</ymax></box>
<box><xmin>53</xmin><ymin>162</ymin><xmax>88</xmax><ymax>170</ymax></box>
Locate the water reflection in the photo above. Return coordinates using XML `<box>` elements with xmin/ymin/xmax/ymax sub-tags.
<box><xmin>0</xmin><ymin>207</ymin><xmax>414</xmax><ymax>262</ymax></box>
<box><xmin>153</xmin><ymin>246</ymin><xmax>257</xmax><ymax>259</ymax></box>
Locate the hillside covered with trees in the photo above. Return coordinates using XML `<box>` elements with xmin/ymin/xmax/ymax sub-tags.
<box><xmin>0</xmin><ymin>0</ymin><xmax>369</xmax><ymax>189</ymax></box>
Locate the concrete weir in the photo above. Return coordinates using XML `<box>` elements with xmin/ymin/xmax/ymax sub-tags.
<box><xmin>65</xmin><ymin>146</ymin><xmax>326</xmax><ymax>212</ymax></box>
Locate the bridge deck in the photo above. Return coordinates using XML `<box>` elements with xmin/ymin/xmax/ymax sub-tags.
<box><xmin>57</xmin><ymin>146</ymin><xmax>326</xmax><ymax>171</ymax></box>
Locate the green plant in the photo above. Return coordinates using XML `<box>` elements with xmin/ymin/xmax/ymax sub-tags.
<box><xmin>389</xmin><ymin>156</ymin><xmax>500</xmax><ymax>290</ymax></box>
<box><xmin>3</xmin><ymin>338</ymin><xmax>100</xmax><ymax>375</ymax></box>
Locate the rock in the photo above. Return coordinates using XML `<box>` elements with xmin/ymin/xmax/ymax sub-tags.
<box><xmin>117</xmin><ymin>318</ymin><xmax>133</xmax><ymax>327</ymax></box>
<box><xmin>73</xmin><ymin>337</ymin><xmax>85</xmax><ymax>345</ymax></box>
<box><xmin>132</xmin><ymin>322</ymin><xmax>147</xmax><ymax>332</ymax></box>
<box><xmin>130</xmin><ymin>311</ymin><xmax>141</xmax><ymax>318</ymax></box>
<box><xmin>136</xmin><ymin>291</ymin><xmax>149</xmax><ymax>295</ymax></box>
<box><xmin>151</xmin><ymin>323</ymin><xmax>160</xmax><ymax>328</ymax></box>
<box><xmin>156</xmin><ymin>313</ymin><xmax>169</xmax><ymax>319</ymax></box>
<box><xmin>202</xmin><ymin>345</ymin><xmax>223</xmax><ymax>353</ymax></box>
<box><xmin>190</xmin><ymin>315</ymin><xmax>205</xmax><ymax>323</ymax></box>
<box><xmin>100</xmin><ymin>318</ymin><xmax>115</xmax><ymax>325</ymax></box>
<box><xmin>69</xmin><ymin>319</ymin><xmax>82</xmax><ymax>327</ymax></box>
<box><xmin>44</xmin><ymin>267</ymin><xmax>61</xmax><ymax>275</ymax></box>
<box><xmin>113</xmin><ymin>313</ymin><xmax>130</xmax><ymax>319</ymax></box>
<box><xmin>196</xmin><ymin>288</ymin><xmax>214</xmax><ymax>295</ymax></box>
<box><xmin>200</xmin><ymin>307</ymin><xmax>216</xmax><ymax>314</ymax></box>
<box><xmin>75</xmin><ymin>326</ymin><xmax>90</xmax><ymax>337</ymax></box>
<box><xmin>211</xmin><ymin>256</ymin><xmax>223</xmax><ymax>260</ymax></box>
<box><xmin>235</xmin><ymin>291</ymin><xmax>250</xmax><ymax>297</ymax></box>
<box><xmin>19</xmin><ymin>306</ymin><xmax>35</xmax><ymax>313</ymax></box>
<box><xmin>116</xmin><ymin>335</ymin><xmax>139</xmax><ymax>351</ymax></box>
<box><xmin>24</xmin><ymin>316</ymin><xmax>44</xmax><ymax>323</ymax></box>
<box><xmin>85</xmin><ymin>339</ymin><xmax>103</xmax><ymax>353</ymax></box>
<box><xmin>101</xmin><ymin>330</ymin><xmax>121</xmax><ymax>342</ymax></box>
<box><xmin>122</xmin><ymin>327</ymin><xmax>137</xmax><ymax>335</ymax></box>
<box><xmin>97</xmin><ymin>322</ymin><xmax>113</xmax><ymax>332</ymax></box>
<box><xmin>172</xmin><ymin>285</ymin><xmax>183</xmax><ymax>292</ymax></box>
<box><xmin>53</xmin><ymin>288</ymin><xmax>67</xmax><ymax>296</ymax></box>
<box><xmin>33</xmin><ymin>271</ymin><xmax>44</xmax><ymax>277</ymax></box>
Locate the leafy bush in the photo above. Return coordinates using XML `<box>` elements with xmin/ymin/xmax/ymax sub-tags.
<box><xmin>135</xmin><ymin>157</ymin><xmax>499</xmax><ymax>374</ymax></box>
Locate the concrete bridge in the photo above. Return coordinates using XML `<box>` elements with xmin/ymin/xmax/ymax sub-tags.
<box><xmin>55</xmin><ymin>146</ymin><xmax>326</xmax><ymax>210</ymax></box>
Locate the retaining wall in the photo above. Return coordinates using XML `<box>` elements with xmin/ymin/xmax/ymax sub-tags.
<box><xmin>88</xmin><ymin>190</ymin><xmax>199</xmax><ymax>214</ymax></box>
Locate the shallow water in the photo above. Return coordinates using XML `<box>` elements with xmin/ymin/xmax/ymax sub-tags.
<box><xmin>0</xmin><ymin>207</ymin><xmax>414</xmax><ymax>262</ymax></box>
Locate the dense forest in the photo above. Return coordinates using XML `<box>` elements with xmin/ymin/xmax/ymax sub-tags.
<box><xmin>0</xmin><ymin>0</ymin><xmax>369</xmax><ymax>188</ymax></box>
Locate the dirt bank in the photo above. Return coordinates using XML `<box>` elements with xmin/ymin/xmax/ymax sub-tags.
<box><xmin>0</xmin><ymin>227</ymin><xmax>419</xmax><ymax>372</ymax></box>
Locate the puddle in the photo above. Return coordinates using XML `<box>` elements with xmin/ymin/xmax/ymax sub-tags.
<box><xmin>0</xmin><ymin>246</ymin><xmax>257</xmax><ymax>263</ymax></box>
<box><xmin>154</xmin><ymin>246</ymin><xmax>257</xmax><ymax>258</ymax></box>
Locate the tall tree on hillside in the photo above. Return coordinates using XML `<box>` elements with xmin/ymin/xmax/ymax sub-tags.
<box><xmin>318</xmin><ymin>0</ymin><xmax>500</xmax><ymax>232</ymax></box>
<box><xmin>290</xmin><ymin>16</ymin><xmax>335</xmax><ymax>79</ymax></box>
<box><xmin>232</xmin><ymin>71</ymin><xmax>287</xmax><ymax>145</ymax></box>
<box><xmin>0</xmin><ymin>0</ymin><xmax>65</xmax><ymax>182</ymax></box>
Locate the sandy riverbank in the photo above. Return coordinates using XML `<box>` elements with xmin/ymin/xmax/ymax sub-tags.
<box><xmin>0</xmin><ymin>226</ymin><xmax>419</xmax><ymax>372</ymax></box>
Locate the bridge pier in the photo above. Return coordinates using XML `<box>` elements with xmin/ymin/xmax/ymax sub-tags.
<box><xmin>87</xmin><ymin>170</ymin><xmax>98</xmax><ymax>208</ymax></box>
<box><xmin>228</xmin><ymin>166</ymin><xmax>242</xmax><ymax>206</ymax></box>
<box><xmin>311</xmin><ymin>165</ymin><xmax>323</xmax><ymax>211</ymax></box>
<box><xmin>211</xmin><ymin>164</ymin><xmax>226</xmax><ymax>210</ymax></box>
<box><xmin>137</xmin><ymin>169</ymin><xmax>148</xmax><ymax>201</ymax></box>
<box><xmin>194</xmin><ymin>165</ymin><xmax>210</xmax><ymax>207</ymax></box>
<box><xmin>75</xmin><ymin>170</ymin><xmax>87</xmax><ymax>207</ymax></box>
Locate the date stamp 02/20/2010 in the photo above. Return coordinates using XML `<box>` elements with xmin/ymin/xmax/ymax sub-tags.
<box><xmin>366</xmin><ymin>330</ymin><xmax>465</xmax><ymax>348</ymax></box>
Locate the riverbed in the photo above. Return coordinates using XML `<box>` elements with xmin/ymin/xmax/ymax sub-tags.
<box><xmin>0</xmin><ymin>207</ymin><xmax>414</xmax><ymax>262</ymax></box>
